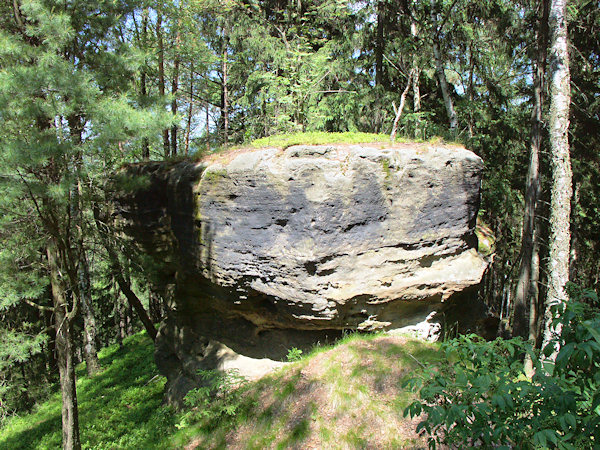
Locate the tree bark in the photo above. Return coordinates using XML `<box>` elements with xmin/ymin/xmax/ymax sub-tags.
<box><xmin>185</xmin><ymin>62</ymin><xmax>194</xmax><ymax>156</ymax></box>
<box><xmin>171</xmin><ymin>23</ymin><xmax>181</xmax><ymax>157</ymax></box>
<box><xmin>157</xmin><ymin>14</ymin><xmax>170</xmax><ymax>157</ymax></box>
<box><xmin>390</xmin><ymin>69</ymin><xmax>413</xmax><ymax>141</ymax></box>
<box><xmin>48</xmin><ymin>241</ymin><xmax>81</xmax><ymax>450</ymax></box>
<box><xmin>221</xmin><ymin>35</ymin><xmax>229</xmax><ymax>144</ymax></box>
<box><xmin>141</xmin><ymin>7</ymin><xmax>149</xmax><ymax>159</ymax></box>
<box><xmin>410</xmin><ymin>16</ymin><xmax>422</xmax><ymax>139</ymax></box>
<box><xmin>542</xmin><ymin>0</ymin><xmax>572</xmax><ymax>359</ymax></box>
<box><xmin>569</xmin><ymin>181</ymin><xmax>579</xmax><ymax>280</ymax></box>
<box><xmin>206</xmin><ymin>100</ymin><xmax>210</xmax><ymax>152</ymax></box>
<box><xmin>430</xmin><ymin>0</ymin><xmax>458</xmax><ymax>133</ymax></box>
<box><xmin>513</xmin><ymin>0</ymin><xmax>548</xmax><ymax>340</ymax></box>
<box><xmin>375</xmin><ymin>0</ymin><xmax>385</xmax><ymax>86</ymax></box>
<box><xmin>79</xmin><ymin>250</ymin><xmax>101</xmax><ymax>376</ymax></box>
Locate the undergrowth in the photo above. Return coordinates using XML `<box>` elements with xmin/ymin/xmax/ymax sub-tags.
<box><xmin>0</xmin><ymin>333</ymin><xmax>175</xmax><ymax>450</ymax></box>
<box><xmin>0</xmin><ymin>329</ymin><xmax>441</xmax><ymax>449</ymax></box>
<box><xmin>405</xmin><ymin>285</ymin><xmax>600</xmax><ymax>449</ymax></box>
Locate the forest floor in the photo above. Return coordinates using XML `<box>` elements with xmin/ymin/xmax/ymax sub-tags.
<box><xmin>0</xmin><ymin>331</ymin><xmax>440</xmax><ymax>449</ymax></box>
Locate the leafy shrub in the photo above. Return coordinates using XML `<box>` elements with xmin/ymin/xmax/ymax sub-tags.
<box><xmin>404</xmin><ymin>286</ymin><xmax>600</xmax><ymax>449</ymax></box>
<box><xmin>286</xmin><ymin>347</ymin><xmax>303</xmax><ymax>362</ymax></box>
<box><xmin>178</xmin><ymin>369</ymin><xmax>249</xmax><ymax>429</ymax></box>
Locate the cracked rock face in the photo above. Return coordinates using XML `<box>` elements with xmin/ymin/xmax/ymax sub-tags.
<box><xmin>114</xmin><ymin>143</ymin><xmax>487</xmax><ymax>403</ymax></box>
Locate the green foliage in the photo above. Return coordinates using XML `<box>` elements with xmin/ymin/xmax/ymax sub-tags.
<box><xmin>405</xmin><ymin>287</ymin><xmax>600</xmax><ymax>449</ymax></box>
<box><xmin>0</xmin><ymin>333</ymin><xmax>176</xmax><ymax>450</ymax></box>
<box><xmin>177</xmin><ymin>369</ymin><xmax>251</xmax><ymax>434</ymax></box>
<box><xmin>0</xmin><ymin>327</ymin><xmax>443</xmax><ymax>449</ymax></box>
<box><xmin>251</xmin><ymin>131</ymin><xmax>391</xmax><ymax>149</ymax></box>
<box><xmin>286</xmin><ymin>347</ymin><xmax>303</xmax><ymax>362</ymax></box>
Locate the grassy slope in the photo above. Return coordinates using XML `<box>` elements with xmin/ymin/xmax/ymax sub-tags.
<box><xmin>0</xmin><ymin>332</ymin><xmax>440</xmax><ymax>449</ymax></box>
<box><xmin>0</xmin><ymin>333</ymin><xmax>175</xmax><ymax>449</ymax></box>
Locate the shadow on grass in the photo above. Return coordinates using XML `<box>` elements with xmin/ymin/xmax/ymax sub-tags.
<box><xmin>0</xmin><ymin>332</ymin><xmax>176</xmax><ymax>450</ymax></box>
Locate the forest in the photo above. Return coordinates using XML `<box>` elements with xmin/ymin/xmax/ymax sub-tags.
<box><xmin>0</xmin><ymin>0</ymin><xmax>599</xmax><ymax>448</ymax></box>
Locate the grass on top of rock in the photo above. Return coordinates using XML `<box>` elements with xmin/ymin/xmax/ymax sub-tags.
<box><xmin>250</xmin><ymin>131</ymin><xmax>395</xmax><ymax>148</ymax></box>
<box><xmin>0</xmin><ymin>330</ymin><xmax>441</xmax><ymax>449</ymax></box>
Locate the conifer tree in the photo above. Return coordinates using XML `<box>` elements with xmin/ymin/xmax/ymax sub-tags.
<box><xmin>0</xmin><ymin>0</ymin><xmax>169</xmax><ymax>446</ymax></box>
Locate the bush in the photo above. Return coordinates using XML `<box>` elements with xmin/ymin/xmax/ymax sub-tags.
<box><xmin>286</xmin><ymin>347</ymin><xmax>303</xmax><ymax>362</ymax></box>
<box><xmin>177</xmin><ymin>369</ymin><xmax>249</xmax><ymax>430</ymax></box>
<box><xmin>404</xmin><ymin>286</ymin><xmax>600</xmax><ymax>449</ymax></box>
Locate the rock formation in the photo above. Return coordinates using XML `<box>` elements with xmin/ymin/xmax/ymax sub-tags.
<box><xmin>113</xmin><ymin>142</ymin><xmax>487</xmax><ymax>403</ymax></box>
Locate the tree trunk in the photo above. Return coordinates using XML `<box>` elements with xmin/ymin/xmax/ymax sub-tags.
<box><xmin>569</xmin><ymin>181</ymin><xmax>579</xmax><ymax>280</ymax></box>
<box><xmin>111</xmin><ymin>256</ymin><xmax>157</xmax><ymax>341</ymax></box>
<box><xmin>222</xmin><ymin>37</ymin><xmax>229</xmax><ymax>144</ymax></box>
<box><xmin>185</xmin><ymin>62</ymin><xmax>194</xmax><ymax>156</ymax></box>
<box><xmin>148</xmin><ymin>288</ymin><xmax>165</xmax><ymax>323</ymax></box>
<box><xmin>513</xmin><ymin>0</ymin><xmax>548</xmax><ymax>340</ymax></box>
<box><xmin>171</xmin><ymin>24</ymin><xmax>181</xmax><ymax>157</ymax></box>
<box><xmin>375</xmin><ymin>0</ymin><xmax>384</xmax><ymax>86</ymax></box>
<box><xmin>206</xmin><ymin>100</ymin><xmax>210</xmax><ymax>152</ymax></box>
<box><xmin>410</xmin><ymin>16</ymin><xmax>421</xmax><ymax>139</ymax></box>
<box><xmin>430</xmin><ymin>0</ymin><xmax>458</xmax><ymax>133</ymax></box>
<box><xmin>117</xmin><ymin>295</ymin><xmax>127</xmax><ymax>346</ymax></box>
<box><xmin>48</xmin><ymin>241</ymin><xmax>81</xmax><ymax>450</ymax></box>
<box><xmin>94</xmin><ymin>210</ymin><xmax>158</xmax><ymax>341</ymax></box>
<box><xmin>542</xmin><ymin>0</ymin><xmax>572</xmax><ymax>359</ymax></box>
<box><xmin>79</xmin><ymin>250</ymin><xmax>100</xmax><ymax>376</ymax></box>
<box><xmin>157</xmin><ymin>14</ymin><xmax>170</xmax><ymax>157</ymax></box>
<box><xmin>390</xmin><ymin>69</ymin><xmax>413</xmax><ymax>141</ymax></box>
<box><xmin>141</xmin><ymin>7</ymin><xmax>149</xmax><ymax>159</ymax></box>
<box><xmin>466</xmin><ymin>43</ymin><xmax>475</xmax><ymax>138</ymax></box>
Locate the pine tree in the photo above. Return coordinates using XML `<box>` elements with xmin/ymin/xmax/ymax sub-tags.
<box><xmin>0</xmin><ymin>1</ymin><xmax>168</xmax><ymax>446</ymax></box>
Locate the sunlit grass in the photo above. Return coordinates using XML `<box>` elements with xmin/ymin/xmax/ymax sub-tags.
<box><xmin>0</xmin><ymin>329</ymin><xmax>441</xmax><ymax>449</ymax></box>
<box><xmin>0</xmin><ymin>333</ymin><xmax>175</xmax><ymax>450</ymax></box>
<box><xmin>251</xmin><ymin>131</ymin><xmax>395</xmax><ymax>148</ymax></box>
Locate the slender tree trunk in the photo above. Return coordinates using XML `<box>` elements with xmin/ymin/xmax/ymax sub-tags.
<box><xmin>513</xmin><ymin>0</ymin><xmax>548</xmax><ymax>340</ymax></box>
<box><xmin>93</xmin><ymin>209</ymin><xmax>158</xmax><ymax>341</ymax></box>
<box><xmin>542</xmin><ymin>0</ymin><xmax>572</xmax><ymax>359</ymax></box>
<box><xmin>48</xmin><ymin>241</ymin><xmax>81</xmax><ymax>450</ymax></box>
<box><xmin>466</xmin><ymin>43</ymin><xmax>475</xmax><ymax>138</ymax></box>
<box><xmin>222</xmin><ymin>37</ymin><xmax>229</xmax><ymax>144</ymax></box>
<box><xmin>375</xmin><ymin>0</ymin><xmax>384</xmax><ymax>86</ymax></box>
<box><xmin>206</xmin><ymin>100</ymin><xmax>210</xmax><ymax>152</ymax></box>
<box><xmin>118</xmin><ymin>296</ymin><xmax>127</xmax><ymax>345</ymax></box>
<box><xmin>430</xmin><ymin>0</ymin><xmax>458</xmax><ymax>133</ymax></box>
<box><xmin>126</xmin><ymin>301</ymin><xmax>134</xmax><ymax>336</ymax></box>
<box><xmin>390</xmin><ymin>69</ymin><xmax>414</xmax><ymax>140</ymax></box>
<box><xmin>410</xmin><ymin>16</ymin><xmax>421</xmax><ymax>139</ymax></box>
<box><xmin>171</xmin><ymin>24</ymin><xmax>181</xmax><ymax>157</ymax></box>
<box><xmin>524</xmin><ymin>224</ymin><xmax>541</xmax><ymax>375</ymax></box>
<box><xmin>141</xmin><ymin>7</ymin><xmax>149</xmax><ymax>159</ymax></box>
<box><xmin>112</xmin><ymin>279</ymin><xmax>124</xmax><ymax>348</ymax></box>
<box><xmin>79</xmin><ymin>251</ymin><xmax>100</xmax><ymax>375</ymax></box>
<box><xmin>157</xmin><ymin>14</ymin><xmax>170</xmax><ymax>157</ymax></box>
<box><xmin>569</xmin><ymin>181</ymin><xmax>579</xmax><ymax>280</ymax></box>
<box><xmin>185</xmin><ymin>62</ymin><xmax>194</xmax><ymax>156</ymax></box>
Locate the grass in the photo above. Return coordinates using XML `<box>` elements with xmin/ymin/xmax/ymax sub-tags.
<box><xmin>161</xmin><ymin>131</ymin><xmax>455</xmax><ymax>166</ymax></box>
<box><xmin>0</xmin><ymin>333</ymin><xmax>176</xmax><ymax>450</ymax></box>
<box><xmin>250</xmin><ymin>131</ymin><xmax>394</xmax><ymax>149</ymax></box>
<box><xmin>0</xmin><ymin>330</ymin><xmax>441</xmax><ymax>449</ymax></box>
<box><xmin>173</xmin><ymin>331</ymin><xmax>442</xmax><ymax>449</ymax></box>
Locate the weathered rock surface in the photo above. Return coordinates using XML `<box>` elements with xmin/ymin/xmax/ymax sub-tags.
<box><xmin>114</xmin><ymin>142</ymin><xmax>487</xmax><ymax>403</ymax></box>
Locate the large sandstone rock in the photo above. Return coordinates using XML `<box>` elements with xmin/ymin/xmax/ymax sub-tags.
<box><xmin>114</xmin><ymin>142</ymin><xmax>487</xmax><ymax>403</ymax></box>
